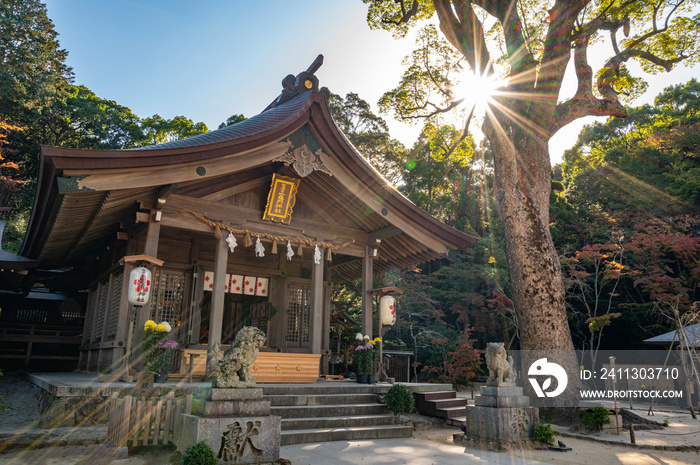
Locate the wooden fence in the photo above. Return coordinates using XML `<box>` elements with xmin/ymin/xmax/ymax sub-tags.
<box><xmin>106</xmin><ymin>392</ymin><xmax>192</xmax><ymax>447</ymax></box>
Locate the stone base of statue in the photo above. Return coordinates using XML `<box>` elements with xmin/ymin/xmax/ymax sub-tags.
<box><xmin>177</xmin><ymin>388</ymin><xmax>281</xmax><ymax>464</ymax></box>
<box><xmin>456</xmin><ymin>385</ymin><xmax>539</xmax><ymax>451</ymax></box>
<box><xmin>454</xmin><ymin>342</ymin><xmax>538</xmax><ymax>451</ymax></box>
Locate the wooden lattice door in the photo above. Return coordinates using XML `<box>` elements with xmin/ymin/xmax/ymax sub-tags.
<box><xmin>285</xmin><ymin>285</ymin><xmax>310</xmax><ymax>348</ymax></box>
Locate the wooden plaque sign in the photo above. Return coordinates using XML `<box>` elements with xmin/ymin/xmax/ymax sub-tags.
<box><xmin>262</xmin><ymin>173</ymin><xmax>300</xmax><ymax>224</ymax></box>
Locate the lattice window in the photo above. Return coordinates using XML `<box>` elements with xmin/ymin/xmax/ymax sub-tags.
<box><xmin>84</xmin><ymin>289</ymin><xmax>98</xmax><ymax>344</ymax></box>
<box><xmin>150</xmin><ymin>270</ymin><xmax>185</xmax><ymax>329</ymax></box>
<box><xmin>286</xmin><ymin>285</ymin><xmax>310</xmax><ymax>346</ymax></box>
<box><xmin>249</xmin><ymin>302</ymin><xmax>269</xmax><ymax>335</ymax></box>
<box><xmin>105</xmin><ymin>268</ymin><xmax>123</xmax><ymax>341</ymax></box>
<box><xmin>95</xmin><ymin>279</ymin><xmax>110</xmax><ymax>343</ymax></box>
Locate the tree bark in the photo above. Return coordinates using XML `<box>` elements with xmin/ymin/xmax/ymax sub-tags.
<box><xmin>484</xmin><ymin>108</ymin><xmax>581</xmax><ymax>421</ymax></box>
<box><xmin>483</xmin><ymin>115</ymin><xmax>573</xmax><ymax>352</ymax></box>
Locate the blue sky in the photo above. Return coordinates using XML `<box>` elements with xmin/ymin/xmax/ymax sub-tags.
<box><xmin>44</xmin><ymin>0</ymin><xmax>698</xmax><ymax>164</ymax></box>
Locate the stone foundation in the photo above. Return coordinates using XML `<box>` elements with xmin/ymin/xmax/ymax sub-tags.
<box><xmin>176</xmin><ymin>388</ymin><xmax>281</xmax><ymax>464</ymax></box>
<box><xmin>461</xmin><ymin>385</ymin><xmax>539</xmax><ymax>450</ymax></box>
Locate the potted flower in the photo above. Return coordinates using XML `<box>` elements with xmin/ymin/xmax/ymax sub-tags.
<box><xmin>142</xmin><ymin>320</ymin><xmax>177</xmax><ymax>382</ymax></box>
<box><xmin>366</xmin><ymin>337</ymin><xmax>381</xmax><ymax>384</ymax></box>
<box><xmin>354</xmin><ymin>334</ymin><xmax>381</xmax><ymax>384</ymax></box>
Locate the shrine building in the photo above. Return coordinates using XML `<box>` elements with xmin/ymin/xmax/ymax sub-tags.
<box><xmin>18</xmin><ymin>59</ymin><xmax>476</xmax><ymax>378</ymax></box>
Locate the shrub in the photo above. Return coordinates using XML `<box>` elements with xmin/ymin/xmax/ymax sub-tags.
<box><xmin>181</xmin><ymin>441</ymin><xmax>218</xmax><ymax>465</ymax></box>
<box><xmin>385</xmin><ymin>384</ymin><xmax>414</xmax><ymax>414</ymax></box>
<box><xmin>579</xmin><ymin>406</ymin><xmax>611</xmax><ymax>431</ymax></box>
<box><xmin>533</xmin><ymin>423</ymin><xmax>555</xmax><ymax>445</ymax></box>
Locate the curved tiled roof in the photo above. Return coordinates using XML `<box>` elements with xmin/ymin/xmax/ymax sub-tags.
<box><xmin>26</xmin><ymin>85</ymin><xmax>477</xmax><ymax>272</ymax></box>
<box><xmin>135</xmin><ymin>92</ymin><xmax>314</xmax><ymax>151</ymax></box>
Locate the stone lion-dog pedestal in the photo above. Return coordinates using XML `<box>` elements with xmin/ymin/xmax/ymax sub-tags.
<box><xmin>177</xmin><ymin>327</ymin><xmax>282</xmax><ymax>464</ymax></box>
<box><xmin>457</xmin><ymin>342</ymin><xmax>539</xmax><ymax>451</ymax></box>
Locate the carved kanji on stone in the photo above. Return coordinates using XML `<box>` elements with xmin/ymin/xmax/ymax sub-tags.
<box><xmin>218</xmin><ymin>420</ymin><xmax>263</xmax><ymax>462</ymax></box>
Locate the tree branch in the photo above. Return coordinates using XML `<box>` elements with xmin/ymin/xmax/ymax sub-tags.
<box><xmin>400</xmin><ymin>98</ymin><xmax>465</xmax><ymax>119</ymax></box>
<box><xmin>438</xmin><ymin>103</ymin><xmax>476</xmax><ymax>159</ymax></box>
<box><xmin>537</xmin><ymin>0</ymin><xmax>589</xmax><ymax>106</ymax></box>
<box><xmin>433</xmin><ymin>0</ymin><xmax>492</xmax><ymax>76</ymax></box>
<box><xmin>382</xmin><ymin>0</ymin><xmax>420</xmax><ymax>25</ymax></box>
<box><xmin>478</xmin><ymin>0</ymin><xmax>538</xmax><ymax>80</ymax></box>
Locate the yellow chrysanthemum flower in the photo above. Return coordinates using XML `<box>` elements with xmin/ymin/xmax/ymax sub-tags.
<box><xmin>372</xmin><ymin>337</ymin><xmax>382</xmax><ymax>344</ymax></box>
<box><xmin>144</xmin><ymin>320</ymin><xmax>156</xmax><ymax>331</ymax></box>
<box><xmin>155</xmin><ymin>323</ymin><xmax>167</xmax><ymax>332</ymax></box>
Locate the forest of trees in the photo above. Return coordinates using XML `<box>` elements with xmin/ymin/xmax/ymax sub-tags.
<box><xmin>1</xmin><ymin>1</ymin><xmax>698</xmax><ymax>385</ymax></box>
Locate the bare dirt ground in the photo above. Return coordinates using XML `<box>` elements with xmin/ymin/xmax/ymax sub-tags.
<box><xmin>415</xmin><ymin>424</ymin><xmax>700</xmax><ymax>465</ymax></box>
<box><xmin>2</xmin><ymin>373</ymin><xmax>699</xmax><ymax>465</ymax></box>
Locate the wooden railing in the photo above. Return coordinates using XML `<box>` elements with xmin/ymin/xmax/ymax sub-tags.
<box><xmin>0</xmin><ymin>324</ymin><xmax>82</xmax><ymax>366</ymax></box>
<box><xmin>106</xmin><ymin>392</ymin><xmax>192</xmax><ymax>447</ymax></box>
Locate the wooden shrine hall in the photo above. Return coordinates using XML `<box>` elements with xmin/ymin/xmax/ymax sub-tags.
<box><xmin>19</xmin><ymin>57</ymin><xmax>476</xmax><ymax>380</ymax></box>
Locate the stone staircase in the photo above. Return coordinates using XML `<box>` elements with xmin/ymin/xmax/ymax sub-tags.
<box><xmin>413</xmin><ymin>390</ymin><xmax>468</xmax><ymax>426</ymax></box>
<box><xmin>261</xmin><ymin>384</ymin><xmax>414</xmax><ymax>445</ymax></box>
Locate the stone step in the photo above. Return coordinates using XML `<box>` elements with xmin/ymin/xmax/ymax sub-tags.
<box><xmin>260</xmin><ymin>382</ymin><xmax>454</xmax><ymax>396</ymax></box>
<box><xmin>261</xmin><ymin>384</ymin><xmax>386</xmax><ymax>396</ymax></box>
<box><xmin>281</xmin><ymin>414</ymin><xmax>399</xmax><ymax>430</ymax></box>
<box><xmin>446</xmin><ymin>416</ymin><xmax>467</xmax><ymax>427</ymax></box>
<box><xmin>280</xmin><ymin>425</ymin><xmax>413</xmax><ymax>445</ymax></box>
<box><xmin>264</xmin><ymin>393</ymin><xmax>378</xmax><ymax>406</ymax></box>
<box><xmin>436</xmin><ymin>406</ymin><xmax>467</xmax><ymax>419</ymax></box>
<box><xmin>428</xmin><ymin>398</ymin><xmax>468</xmax><ymax>409</ymax></box>
<box><xmin>271</xmin><ymin>403</ymin><xmax>389</xmax><ymax>419</ymax></box>
<box><xmin>415</xmin><ymin>390</ymin><xmax>456</xmax><ymax>401</ymax></box>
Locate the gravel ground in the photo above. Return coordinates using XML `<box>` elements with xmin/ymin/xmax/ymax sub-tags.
<box><xmin>0</xmin><ymin>371</ymin><xmax>41</xmax><ymax>434</ymax></box>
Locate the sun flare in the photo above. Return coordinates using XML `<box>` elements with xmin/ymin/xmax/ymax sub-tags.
<box><xmin>460</xmin><ymin>72</ymin><xmax>507</xmax><ymax>109</ymax></box>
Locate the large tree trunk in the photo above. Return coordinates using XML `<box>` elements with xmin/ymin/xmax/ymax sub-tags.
<box><xmin>483</xmin><ymin>117</ymin><xmax>573</xmax><ymax>352</ymax></box>
<box><xmin>484</xmin><ymin>111</ymin><xmax>580</xmax><ymax>421</ymax></box>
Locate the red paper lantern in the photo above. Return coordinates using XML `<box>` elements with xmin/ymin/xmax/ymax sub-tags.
<box><xmin>380</xmin><ymin>295</ymin><xmax>397</xmax><ymax>326</ymax></box>
<box><xmin>128</xmin><ymin>266</ymin><xmax>152</xmax><ymax>305</ymax></box>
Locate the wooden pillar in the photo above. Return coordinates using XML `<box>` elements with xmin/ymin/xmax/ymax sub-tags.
<box><xmin>133</xmin><ymin>212</ymin><xmax>160</xmax><ymax>369</ymax></box>
<box><xmin>110</xmin><ymin>264</ymin><xmax>133</xmax><ymax>371</ymax></box>
<box><xmin>181</xmin><ymin>237</ymin><xmax>200</xmax><ymax>345</ymax></box>
<box><xmin>321</xmin><ymin>281</ymin><xmax>331</xmax><ymax>375</ymax></box>
<box><xmin>207</xmin><ymin>234</ymin><xmax>228</xmax><ymax>362</ymax></box>
<box><xmin>189</xmin><ymin>265</ymin><xmax>205</xmax><ymax>345</ymax></box>
<box><xmin>310</xmin><ymin>248</ymin><xmax>324</xmax><ymax>354</ymax></box>
<box><xmin>362</xmin><ymin>246</ymin><xmax>374</xmax><ymax>337</ymax></box>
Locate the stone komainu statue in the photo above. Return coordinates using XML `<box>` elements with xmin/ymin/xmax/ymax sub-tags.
<box><xmin>206</xmin><ymin>326</ymin><xmax>267</xmax><ymax>388</ymax></box>
<box><xmin>485</xmin><ymin>342</ymin><xmax>517</xmax><ymax>386</ymax></box>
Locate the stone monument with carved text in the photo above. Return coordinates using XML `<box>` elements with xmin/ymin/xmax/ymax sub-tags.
<box><xmin>177</xmin><ymin>327</ymin><xmax>282</xmax><ymax>464</ymax></box>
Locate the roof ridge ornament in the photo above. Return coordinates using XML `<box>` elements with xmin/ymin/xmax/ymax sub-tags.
<box><xmin>264</xmin><ymin>54</ymin><xmax>330</xmax><ymax>111</ymax></box>
<box><xmin>273</xmin><ymin>145</ymin><xmax>332</xmax><ymax>178</ymax></box>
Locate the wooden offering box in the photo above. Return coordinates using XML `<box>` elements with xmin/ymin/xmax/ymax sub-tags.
<box><xmin>179</xmin><ymin>349</ymin><xmax>321</xmax><ymax>383</ymax></box>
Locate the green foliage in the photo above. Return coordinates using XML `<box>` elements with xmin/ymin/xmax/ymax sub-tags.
<box><xmin>579</xmin><ymin>407</ymin><xmax>611</xmax><ymax>431</ymax></box>
<box><xmin>181</xmin><ymin>441</ymin><xmax>218</xmax><ymax>465</ymax></box>
<box><xmin>558</xmin><ymin>80</ymin><xmax>700</xmax><ymax>352</ymax></box>
<box><xmin>141</xmin><ymin>115</ymin><xmax>209</xmax><ymax>146</ymax></box>
<box><xmin>0</xmin><ymin>0</ymin><xmax>73</xmax><ymax>124</ymax></box>
<box><xmin>378</xmin><ymin>25</ymin><xmax>466</xmax><ymax>125</ymax></box>
<box><xmin>562</xmin><ymin>80</ymin><xmax>700</xmax><ymax>215</ymax></box>
<box><xmin>0</xmin><ymin>210</ymin><xmax>27</xmax><ymax>254</ymax></box>
<box><xmin>329</xmin><ymin>92</ymin><xmax>404</xmax><ymax>184</ymax></box>
<box><xmin>218</xmin><ymin>114</ymin><xmax>246</xmax><ymax>129</ymax></box>
<box><xmin>533</xmin><ymin>423</ymin><xmax>556</xmax><ymax>445</ymax></box>
<box><xmin>539</xmin><ymin>408</ymin><xmax>554</xmax><ymax>423</ymax></box>
<box><xmin>384</xmin><ymin>384</ymin><xmax>415</xmax><ymax>414</ymax></box>
<box><xmin>363</xmin><ymin>0</ymin><xmax>435</xmax><ymax>39</ymax></box>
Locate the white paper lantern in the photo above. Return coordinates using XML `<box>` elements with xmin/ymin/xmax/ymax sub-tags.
<box><xmin>380</xmin><ymin>295</ymin><xmax>397</xmax><ymax>326</ymax></box>
<box><xmin>128</xmin><ymin>266</ymin><xmax>152</xmax><ymax>305</ymax></box>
